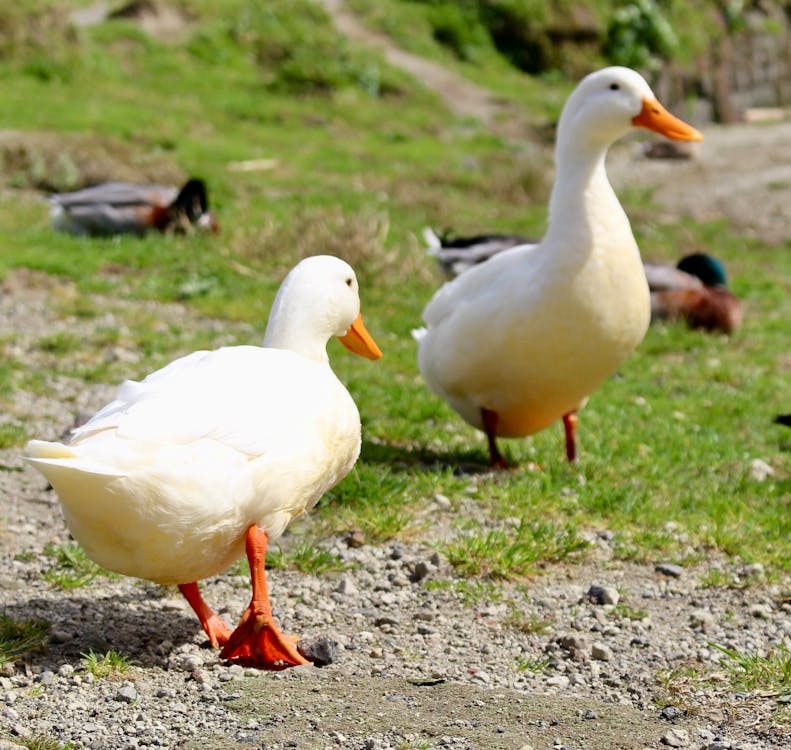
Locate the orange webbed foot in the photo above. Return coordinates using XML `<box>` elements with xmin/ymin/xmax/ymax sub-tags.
<box><xmin>203</xmin><ymin>613</ymin><xmax>232</xmax><ymax>648</ymax></box>
<box><xmin>219</xmin><ymin>608</ymin><xmax>310</xmax><ymax>670</ymax></box>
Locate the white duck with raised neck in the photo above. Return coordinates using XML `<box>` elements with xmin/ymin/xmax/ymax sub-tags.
<box><xmin>24</xmin><ymin>254</ymin><xmax>382</xmax><ymax>669</ymax></box>
<box><xmin>416</xmin><ymin>66</ymin><xmax>702</xmax><ymax>467</ymax></box>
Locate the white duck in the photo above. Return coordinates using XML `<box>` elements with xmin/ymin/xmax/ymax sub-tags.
<box><xmin>25</xmin><ymin>255</ymin><xmax>382</xmax><ymax>669</ymax></box>
<box><xmin>414</xmin><ymin>67</ymin><xmax>702</xmax><ymax>467</ymax></box>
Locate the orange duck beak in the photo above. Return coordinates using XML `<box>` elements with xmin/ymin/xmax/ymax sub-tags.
<box><xmin>632</xmin><ymin>98</ymin><xmax>703</xmax><ymax>141</ymax></box>
<box><xmin>338</xmin><ymin>312</ymin><xmax>382</xmax><ymax>360</ymax></box>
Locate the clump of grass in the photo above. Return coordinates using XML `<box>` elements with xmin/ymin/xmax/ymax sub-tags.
<box><xmin>504</xmin><ymin>610</ymin><xmax>555</xmax><ymax>635</ymax></box>
<box><xmin>34</xmin><ymin>331</ymin><xmax>82</xmax><ymax>355</ymax></box>
<box><xmin>515</xmin><ymin>654</ymin><xmax>553</xmax><ymax>673</ymax></box>
<box><xmin>655</xmin><ymin>660</ymin><xmax>713</xmax><ymax>699</ymax></box>
<box><xmin>266</xmin><ymin>540</ymin><xmax>349</xmax><ymax>575</ymax></box>
<box><xmin>43</xmin><ymin>542</ymin><xmax>116</xmax><ymax>589</ymax></box>
<box><xmin>442</xmin><ymin>520</ymin><xmax>588</xmax><ymax>580</ymax></box>
<box><xmin>0</xmin><ymin>421</ymin><xmax>27</xmax><ymax>448</ymax></box>
<box><xmin>80</xmin><ymin>649</ymin><xmax>132</xmax><ymax>678</ymax></box>
<box><xmin>613</xmin><ymin>603</ymin><xmax>649</xmax><ymax>621</ymax></box>
<box><xmin>711</xmin><ymin>643</ymin><xmax>791</xmax><ymax>698</ymax></box>
<box><xmin>0</xmin><ymin>613</ymin><xmax>51</xmax><ymax>665</ymax></box>
<box><xmin>17</xmin><ymin>736</ymin><xmax>76</xmax><ymax>750</ymax></box>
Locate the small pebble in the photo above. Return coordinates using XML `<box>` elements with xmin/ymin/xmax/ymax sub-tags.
<box><xmin>655</xmin><ymin>562</ymin><xmax>684</xmax><ymax>578</ymax></box>
<box><xmin>662</xmin><ymin>728</ymin><xmax>690</xmax><ymax>747</ymax></box>
<box><xmin>297</xmin><ymin>635</ymin><xmax>342</xmax><ymax>666</ymax></box>
<box><xmin>116</xmin><ymin>685</ymin><xmax>138</xmax><ymax>704</ymax></box>
<box><xmin>587</xmin><ymin>584</ymin><xmax>619</xmax><ymax>605</ymax></box>
<box><xmin>591</xmin><ymin>643</ymin><xmax>612</xmax><ymax>661</ymax></box>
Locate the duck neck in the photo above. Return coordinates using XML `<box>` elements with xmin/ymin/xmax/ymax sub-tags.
<box><xmin>263</xmin><ymin>299</ymin><xmax>331</xmax><ymax>364</ymax></box>
<box><xmin>543</xmin><ymin>140</ymin><xmax>631</xmax><ymax>259</ymax></box>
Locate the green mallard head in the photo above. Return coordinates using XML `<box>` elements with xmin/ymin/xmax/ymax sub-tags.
<box><xmin>677</xmin><ymin>254</ymin><xmax>728</xmax><ymax>288</ymax></box>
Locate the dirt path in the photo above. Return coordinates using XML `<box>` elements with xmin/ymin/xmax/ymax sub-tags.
<box><xmin>608</xmin><ymin>121</ymin><xmax>791</xmax><ymax>245</ymax></box>
<box><xmin>320</xmin><ymin>0</ymin><xmax>528</xmax><ymax>137</ymax></box>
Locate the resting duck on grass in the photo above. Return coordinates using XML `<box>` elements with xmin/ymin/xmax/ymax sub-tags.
<box><xmin>644</xmin><ymin>253</ymin><xmax>742</xmax><ymax>334</ymax></box>
<box><xmin>24</xmin><ymin>255</ymin><xmax>382</xmax><ymax>669</ymax></box>
<box><xmin>50</xmin><ymin>178</ymin><xmax>218</xmax><ymax>236</ymax></box>
<box><xmin>414</xmin><ymin>66</ymin><xmax>702</xmax><ymax>469</ymax></box>
<box><xmin>425</xmin><ymin>230</ymin><xmax>741</xmax><ymax>335</ymax></box>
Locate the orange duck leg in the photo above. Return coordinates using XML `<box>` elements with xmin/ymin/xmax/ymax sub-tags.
<box><xmin>220</xmin><ymin>525</ymin><xmax>310</xmax><ymax>670</ymax></box>
<box><xmin>178</xmin><ymin>582</ymin><xmax>231</xmax><ymax>648</ymax></box>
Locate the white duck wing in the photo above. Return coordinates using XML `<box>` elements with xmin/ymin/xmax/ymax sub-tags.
<box><xmin>422</xmin><ymin>242</ymin><xmax>540</xmax><ymax>328</ymax></box>
<box><xmin>72</xmin><ymin>349</ymin><xmax>217</xmax><ymax>440</ymax></box>
<box><xmin>71</xmin><ymin>347</ymin><xmax>351</xmax><ymax>457</ymax></box>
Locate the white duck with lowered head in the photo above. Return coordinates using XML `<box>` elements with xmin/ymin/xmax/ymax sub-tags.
<box><xmin>25</xmin><ymin>255</ymin><xmax>382</xmax><ymax>669</ymax></box>
<box><xmin>415</xmin><ymin>66</ymin><xmax>702</xmax><ymax>467</ymax></box>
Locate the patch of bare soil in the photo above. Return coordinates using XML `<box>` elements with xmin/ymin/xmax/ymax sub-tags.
<box><xmin>608</xmin><ymin>121</ymin><xmax>791</xmax><ymax>245</ymax></box>
<box><xmin>71</xmin><ymin>1</ymin><xmax>193</xmax><ymax>42</ymax></box>
<box><xmin>319</xmin><ymin>0</ymin><xmax>530</xmax><ymax>139</ymax></box>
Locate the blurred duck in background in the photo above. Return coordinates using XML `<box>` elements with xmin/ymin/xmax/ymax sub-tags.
<box><xmin>644</xmin><ymin>253</ymin><xmax>742</xmax><ymax>334</ymax></box>
<box><xmin>425</xmin><ymin>229</ymin><xmax>741</xmax><ymax>335</ymax></box>
<box><xmin>50</xmin><ymin>178</ymin><xmax>219</xmax><ymax>237</ymax></box>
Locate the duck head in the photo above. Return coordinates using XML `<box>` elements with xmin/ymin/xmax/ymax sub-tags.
<box><xmin>556</xmin><ymin>66</ymin><xmax>702</xmax><ymax>156</ymax></box>
<box><xmin>263</xmin><ymin>255</ymin><xmax>382</xmax><ymax>363</ymax></box>
<box><xmin>677</xmin><ymin>253</ymin><xmax>728</xmax><ymax>288</ymax></box>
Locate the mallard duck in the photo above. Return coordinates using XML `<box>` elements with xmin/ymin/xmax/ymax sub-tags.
<box><xmin>414</xmin><ymin>66</ymin><xmax>702</xmax><ymax>468</ymax></box>
<box><xmin>50</xmin><ymin>178</ymin><xmax>219</xmax><ymax>236</ymax></box>
<box><xmin>24</xmin><ymin>255</ymin><xmax>382</xmax><ymax>669</ymax></box>
<box><xmin>425</xmin><ymin>231</ymin><xmax>741</xmax><ymax>335</ymax></box>
<box><xmin>645</xmin><ymin>253</ymin><xmax>742</xmax><ymax>334</ymax></box>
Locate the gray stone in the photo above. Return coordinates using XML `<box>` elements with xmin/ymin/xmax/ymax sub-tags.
<box><xmin>748</xmin><ymin>604</ymin><xmax>772</xmax><ymax>619</ymax></box>
<box><xmin>116</xmin><ymin>685</ymin><xmax>138</xmax><ymax>704</ymax></box>
<box><xmin>661</xmin><ymin>728</ymin><xmax>690</xmax><ymax>747</ymax></box>
<box><xmin>587</xmin><ymin>584</ymin><xmax>619</xmax><ymax>605</ymax></box>
<box><xmin>37</xmin><ymin>670</ymin><xmax>55</xmax><ymax>686</ymax></box>
<box><xmin>655</xmin><ymin>562</ymin><xmax>684</xmax><ymax>578</ymax></box>
<box><xmin>409</xmin><ymin>561</ymin><xmax>432</xmax><ymax>582</ymax></box>
<box><xmin>335</xmin><ymin>576</ymin><xmax>358</xmax><ymax>596</ymax></box>
<box><xmin>555</xmin><ymin>634</ymin><xmax>588</xmax><ymax>655</ymax></box>
<box><xmin>591</xmin><ymin>643</ymin><xmax>612</xmax><ymax>661</ymax></box>
<box><xmin>49</xmin><ymin>629</ymin><xmax>74</xmax><ymax>644</ymax></box>
<box><xmin>433</xmin><ymin>493</ymin><xmax>451</xmax><ymax>509</ymax></box>
<box><xmin>297</xmin><ymin>634</ymin><xmax>342</xmax><ymax>666</ymax></box>
<box><xmin>690</xmin><ymin>609</ymin><xmax>716</xmax><ymax>634</ymax></box>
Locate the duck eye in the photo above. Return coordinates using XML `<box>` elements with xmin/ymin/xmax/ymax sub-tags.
<box><xmin>609</xmin><ymin>83</ymin><xmax>620</xmax><ymax>91</ymax></box>
<box><xmin>345</xmin><ymin>278</ymin><xmax>353</xmax><ymax>287</ymax></box>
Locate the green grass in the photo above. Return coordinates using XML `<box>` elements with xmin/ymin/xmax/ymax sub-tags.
<box><xmin>711</xmin><ymin>643</ymin><xmax>791</xmax><ymax>698</ymax></box>
<box><xmin>14</xmin><ymin>738</ymin><xmax>76</xmax><ymax>750</ymax></box>
<box><xmin>264</xmin><ymin>540</ymin><xmax>349</xmax><ymax>575</ymax></box>
<box><xmin>0</xmin><ymin>2</ymin><xmax>787</xmax><ymax>591</ymax></box>
<box><xmin>43</xmin><ymin>542</ymin><xmax>118</xmax><ymax>589</ymax></box>
<box><xmin>80</xmin><ymin>648</ymin><xmax>133</xmax><ymax>678</ymax></box>
<box><xmin>0</xmin><ymin>613</ymin><xmax>51</xmax><ymax>665</ymax></box>
<box><xmin>515</xmin><ymin>654</ymin><xmax>553</xmax><ymax>673</ymax></box>
<box><xmin>0</xmin><ymin>422</ymin><xmax>28</xmax><ymax>448</ymax></box>
<box><xmin>442</xmin><ymin>520</ymin><xmax>588</xmax><ymax>580</ymax></box>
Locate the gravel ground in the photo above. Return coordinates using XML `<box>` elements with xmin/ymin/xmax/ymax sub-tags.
<box><xmin>0</xmin><ymin>259</ymin><xmax>789</xmax><ymax>750</ymax></box>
